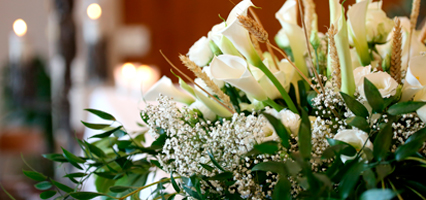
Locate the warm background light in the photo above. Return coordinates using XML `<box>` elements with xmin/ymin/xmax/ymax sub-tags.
<box><xmin>137</xmin><ymin>65</ymin><xmax>156</xmax><ymax>82</ymax></box>
<box><xmin>13</xmin><ymin>19</ymin><xmax>27</xmax><ymax>37</ymax></box>
<box><xmin>87</xmin><ymin>3</ymin><xmax>102</xmax><ymax>20</ymax></box>
<box><xmin>121</xmin><ymin>62</ymin><xmax>136</xmax><ymax>79</ymax></box>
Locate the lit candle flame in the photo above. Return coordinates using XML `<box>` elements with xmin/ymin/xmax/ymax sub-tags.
<box><xmin>13</xmin><ymin>19</ymin><xmax>27</xmax><ymax>37</ymax></box>
<box><xmin>138</xmin><ymin>65</ymin><xmax>156</xmax><ymax>83</ymax></box>
<box><xmin>87</xmin><ymin>3</ymin><xmax>102</xmax><ymax>20</ymax></box>
<box><xmin>121</xmin><ymin>63</ymin><xmax>136</xmax><ymax>79</ymax></box>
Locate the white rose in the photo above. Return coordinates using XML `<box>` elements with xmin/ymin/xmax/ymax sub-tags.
<box><xmin>357</xmin><ymin>71</ymin><xmax>398</xmax><ymax>99</ymax></box>
<box><xmin>334</xmin><ymin>129</ymin><xmax>373</xmax><ymax>151</ymax></box>
<box><xmin>264</xmin><ymin>108</ymin><xmax>301</xmax><ymax>136</ymax></box>
<box><xmin>401</xmin><ymin>55</ymin><xmax>426</xmax><ymax>101</ymax></box>
<box><xmin>187</xmin><ymin>36</ymin><xmax>214</xmax><ymax>67</ymax></box>
<box><xmin>189</xmin><ymin>100</ymin><xmax>216</xmax><ymax>121</ymax></box>
<box><xmin>333</xmin><ymin>129</ymin><xmax>373</xmax><ymax>163</ymax></box>
<box><xmin>365</xmin><ymin>1</ymin><xmax>394</xmax><ymax>44</ymax></box>
<box><xmin>353</xmin><ymin>65</ymin><xmax>372</xmax><ymax>86</ymax></box>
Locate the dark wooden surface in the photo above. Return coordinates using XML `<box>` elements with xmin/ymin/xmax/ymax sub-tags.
<box><xmin>121</xmin><ymin>0</ymin><xmax>404</xmax><ymax>80</ymax></box>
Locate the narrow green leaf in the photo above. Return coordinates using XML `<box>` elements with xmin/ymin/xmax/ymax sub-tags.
<box><xmin>253</xmin><ymin>141</ymin><xmax>280</xmax><ymax>155</ymax></box>
<box><xmin>376</xmin><ymin>164</ymin><xmax>392</xmax><ymax>181</ymax></box>
<box><xmin>81</xmin><ymin>121</ymin><xmax>111</xmax><ymax>130</ymax></box>
<box><xmin>387</xmin><ymin>101</ymin><xmax>426</xmax><ymax>115</ymax></box>
<box><xmin>170</xmin><ymin>172</ymin><xmax>181</xmax><ymax>193</ymax></box>
<box><xmin>364</xmin><ymin>78</ymin><xmax>384</xmax><ymax>113</ymax></box>
<box><xmin>298</xmin><ymin>109</ymin><xmax>311</xmax><ymax>159</ymax></box>
<box><xmin>109</xmin><ymin>185</ymin><xmax>133</xmax><ymax>193</ymax></box>
<box><xmin>339</xmin><ymin>161</ymin><xmax>364</xmax><ymax>199</ymax></box>
<box><xmin>51</xmin><ymin>179</ymin><xmax>74</xmax><ymax>193</ymax></box>
<box><xmin>207</xmin><ymin>172</ymin><xmax>233</xmax><ymax>180</ymax></box>
<box><xmin>69</xmin><ymin>192</ymin><xmax>104</xmax><ymax>199</ymax></box>
<box><xmin>346</xmin><ymin>116</ymin><xmax>370</xmax><ymax>133</ymax></box>
<box><xmin>150</xmin><ymin>133</ymin><xmax>167</xmax><ymax>149</ymax></box>
<box><xmin>252</xmin><ymin>161</ymin><xmax>286</xmax><ymax>175</ymax></box>
<box><xmin>200</xmin><ymin>164</ymin><xmax>215</xmax><ymax>172</ymax></box>
<box><xmin>272</xmin><ymin>177</ymin><xmax>292</xmax><ymax>200</ymax></box>
<box><xmin>90</xmin><ymin>126</ymin><xmax>123</xmax><ymax>139</ymax></box>
<box><xmin>22</xmin><ymin>170</ymin><xmax>47</xmax><ymax>181</ymax></box>
<box><xmin>40</xmin><ymin>190</ymin><xmax>56</xmax><ymax>199</ymax></box>
<box><xmin>34</xmin><ymin>181</ymin><xmax>52</xmax><ymax>190</ymax></box>
<box><xmin>42</xmin><ymin>153</ymin><xmax>68</xmax><ymax>162</ymax></box>
<box><xmin>207</xmin><ymin>151</ymin><xmax>225</xmax><ymax>172</ymax></box>
<box><xmin>85</xmin><ymin>109</ymin><xmax>116</xmax><ymax>121</ymax></box>
<box><xmin>151</xmin><ymin>160</ymin><xmax>163</xmax><ymax>170</ymax></box>
<box><xmin>395</xmin><ymin>127</ymin><xmax>426</xmax><ymax>161</ymax></box>
<box><xmin>85</xmin><ymin>141</ymin><xmax>107</xmax><ymax>158</ymax></box>
<box><xmin>340</xmin><ymin>92</ymin><xmax>369</xmax><ymax>118</ymax></box>
<box><xmin>62</xmin><ymin>147</ymin><xmax>86</xmax><ymax>163</ymax></box>
<box><xmin>362</xmin><ymin>169</ymin><xmax>376</xmax><ymax>190</ymax></box>
<box><xmin>360</xmin><ymin>189</ymin><xmax>395</xmax><ymax>200</ymax></box>
<box><xmin>0</xmin><ymin>183</ymin><xmax>16</xmax><ymax>200</ymax></box>
<box><xmin>262</xmin><ymin>112</ymin><xmax>290</xmax><ymax>148</ymax></box>
<box><xmin>373</xmin><ymin>118</ymin><xmax>395</xmax><ymax>161</ymax></box>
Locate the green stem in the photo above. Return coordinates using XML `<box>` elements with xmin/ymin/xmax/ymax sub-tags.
<box><xmin>118</xmin><ymin>177</ymin><xmax>181</xmax><ymax>200</ymax></box>
<box><xmin>263</xmin><ymin>98</ymin><xmax>284</xmax><ymax>111</ymax></box>
<box><xmin>256</xmin><ymin>61</ymin><xmax>298</xmax><ymax>114</ymax></box>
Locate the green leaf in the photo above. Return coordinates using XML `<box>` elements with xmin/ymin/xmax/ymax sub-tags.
<box><xmin>85</xmin><ymin>141</ymin><xmax>107</xmax><ymax>158</ymax></box>
<box><xmin>81</xmin><ymin>121</ymin><xmax>111</xmax><ymax>130</ymax></box>
<box><xmin>34</xmin><ymin>181</ymin><xmax>52</xmax><ymax>190</ymax></box>
<box><xmin>252</xmin><ymin>161</ymin><xmax>286</xmax><ymax>175</ymax></box>
<box><xmin>360</xmin><ymin>189</ymin><xmax>395</xmax><ymax>200</ymax></box>
<box><xmin>364</xmin><ymin>78</ymin><xmax>384</xmax><ymax>113</ymax></box>
<box><xmin>90</xmin><ymin>126</ymin><xmax>123</xmax><ymax>139</ymax></box>
<box><xmin>376</xmin><ymin>164</ymin><xmax>392</xmax><ymax>181</ymax></box>
<box><xmin>51</xmin><ymin>179</ymin><xmax>74</xmax><ymax>193</ymax></box>
<box><xmin>85</xmin><ymin>109</ymin><xmax>116</xmax><ymax>121</ymax></box>
<box><xmin>272</xmin><ymin>177</ymin><xmax>292</xmax><ymax>200</ymax></box>
<box><xmin>395</xmin><ymin>127</ymin><xmax>426</xmax><ymax>161</ymax></box>
<box><xmin>200</xmin><ymin>164</ymin><xmax>215</xmax><ymax>172</ymax></box>
<box><xmin>346</xmin><ymin>116</ymin><xmax>370</xmax><ymax>133</ymax></box>
<box><xmin>387</xmin><ymin>101</ymin><xmax>426</xmax><ymax>115</ymax></box>
<box><xmin>22</xmin><ymin>170</ymin><xmax>47</xmax><ymax>181</ymax></box>
<box><xmin>262</xmin><ymin>112</ymin><xmax>290</xmax><ymax>148</ymax></box>
<box><xmin>340</xmin><ymin>92</ymin><xmax>369</xmax><ymax>118</ymax></box>
<box><xmin>362</xmin><ymin>169</ymin><xmax>376</xmax><ymax>190</ymax></box>
<box><xmin>151</xmin><ymin>160</ymin><xmax>163</xmax><ymax>169</ymax></box>
<box><xmin>373</xmin><ymin>118</ymin><xmax>395</xmax><ymax>161</ymax></box>
<box><xmin>170</xmin><ymin>172</ymin><xmax>181</xmax><ymax>193</ymax></box>
<box><xmin>42</xmin><ymin>153</ymin><xmax>68</xmax><ymax>162</ymax></box>
<box><xmin>322</xmin><ymin>142</ymin><xmax>357</xmax><ymax>159</ymax></box>
<box><xmin>339</xmin><ymin>161</ymin><xmax>364</xmax><ymax>199</ymax></box>
<box><xmin>62</xmin><ymin>147</ymin><xmax>86</xmax><ymax>163</ymax></box>
<box><xmin>40</xmin><ymin>190</ymin><xmax>56</xmax><ymax>199</ymax></box>
<box><xmin>109</xmin><ymin>185</ymin><xmax>133</xmax><ymax>193</ymax></box>
<box><xmin>207</xmin><ymin>151</ymin><xmax>225</xmax><ymax>172</ymax></box>
<box><xmin>298</xmin><ymin>109</ymin><xmax>311</xmax><ymax>160</ymax></box>
<box><xmin>69</xmin><ymin>192</ymin><xmax>104</xmax><ymax>199</ymax></box>
<box><xmin>252</xmin><ymin>141</ymin><xmax>280</xmax><ymax>155</ymax></box>
<box><xmin>207</xmin><ymin>172</ymin><xmax>233</xmax><ymax>180</ymax></box>
<box><xmin>150</xmin><ymin>133</ymin><xmax>167</xmax><ymax>149</ymax></box>
<box><xmin>64</xmin><ymin>173</ymin><xmax>86</xmax><ymax>178</ymax></box>
<box><xmin>0</xmin><ymin>183</ymin><xmax>16</xmax><ymax>200</ymax></box>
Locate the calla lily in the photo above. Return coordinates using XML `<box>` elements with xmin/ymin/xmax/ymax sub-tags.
<box><xmin>208</xmin><ymin>22</ymin><xmax>241</xmax><ymax>57</ymax></box>
<box><xmin>347</xmin><ymin>0</ymin><xmax>371</xmax><ymax>66</ymax></box>
<box><xmin>189</xmin><ymin>100</ymin><xmax>217</xmax><ymax>121</ymax></box>
<box><xmin>210</xmin><ymin>55</ymin><xmax>268</xmax><ymax>101</ymax></box>
<box><xmin>412</xmin><ymin>88</ymin><xmax>426</xmax><ymax>122</ymax></box>
<box><xmin>330</xmin><ymin>0</ymin><xmax>356</xmax><ymax>96</ymax></box>
<box><xmin>275</xmin><ymin>0</ymin><xmax>308</xmax><ymax>77</ymax></box>
<box><xmin>177</xmin><ymin>75</ymin><xmax>233</xmax><ymax>118</ymax></box>
<box><xmin>401</xmin><ymin>55</ymin><xmax>426</xmax><ymax>101</ymax></box>
<box><xmin>365</xmin><ymin>1</ymin><xmax>394</xmax><ymax>44</ymax></box>
<box><xmin>144</xmin><ymin>76</ymin><xmax>195</xmax><ymax>105</ymax></box>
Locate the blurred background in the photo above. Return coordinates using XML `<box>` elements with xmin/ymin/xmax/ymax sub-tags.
<box><xmin>0</xmin><ymin>0</ymin><xmax>423</xmax><ymax>199</ymax></box>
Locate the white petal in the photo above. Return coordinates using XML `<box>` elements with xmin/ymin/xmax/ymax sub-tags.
<box><xmin>144</xmin><ymin>76</ymin><xmax>195</xmax><ymax>104</ymax></box>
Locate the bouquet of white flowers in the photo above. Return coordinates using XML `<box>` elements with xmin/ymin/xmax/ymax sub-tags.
<box><xmin>14</xmin><ymin>0</ymin><xmax>426</xmax><ymax>199</ymax></box>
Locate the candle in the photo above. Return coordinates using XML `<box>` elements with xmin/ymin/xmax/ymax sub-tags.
<box><xmin>114</xmin><ymin>62</ymin><xmax>136</xmax><ymax>95</ymax></box>
<box><xmin>114</xmin><ymin>63</ymin><xmax>160</xmax><ymax>97</ymax></box>
<box><xmin>83</xmin><ymin>3</ymin><xmax>103</xmax><ymax>44</ymax></box>
<box><xmin>9</xmin><ymin>19</ymin><xmax>31</xmax><ymax>63</ymax></box>
<box><xmin>137</xmin><ymin>65</ymin><xmax>160</xmax><ymax>94</ymax></box>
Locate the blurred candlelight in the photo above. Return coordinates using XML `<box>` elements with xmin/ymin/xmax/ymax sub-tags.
<box><xmin>9</xmin><ymin>18</ymin><xmax>31</xmax><ymax>63</ymax></box>
<box><xmin>13</xmin><ymin>19</ymin><xmax>27</xmax><ymax>37</ymax></box>
<box><xmin>137</xmin><ymin>64</ymin><xmax>160</xmax><ymax>93</ymax></box>
<box><xmin>114</xmin><ymin>63</ymin><xmax>160</xmax><ymax>96</ymax></box>
<box><xmin>87</xmin><ymin>3</ymin><xmax>102</xmax><ymax>20</ymax></box>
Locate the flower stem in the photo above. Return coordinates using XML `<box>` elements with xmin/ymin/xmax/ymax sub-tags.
<box><xmin>118</xmin><ymin>177</ymin><xmax>181</xmax><ymax>200</ymax></box>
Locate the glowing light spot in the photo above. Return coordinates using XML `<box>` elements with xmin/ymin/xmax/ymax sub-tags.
<box><xmin>87</xmin><ymin>3</ymin><xmax>102</xmax><ymax>20</ymax></box>
<box><xmin>121</xmin><ymin>63</ymin><xmax>136</xmax><ymax>79</ymax></box>
<box><xmin>13</xmin><ymin>19</ymin><xmax>27</xmax><ymax>37</ymax></box>
<box><xmin>137</xmin><ymin>65</ymin><xmax>156</xmax><ymax>83</ymax></box>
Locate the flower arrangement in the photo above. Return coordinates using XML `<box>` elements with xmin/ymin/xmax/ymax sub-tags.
<box><xmin>13</xmin><ymin>0</ymin><xmax>426</xmax><ymax>199</ymax></box>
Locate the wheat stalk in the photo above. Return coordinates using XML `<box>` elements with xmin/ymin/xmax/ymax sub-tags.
<box><xmin>391</xmin><ymin>17</ymin><xmax>403</xmax><ymax>84</ymax></box>
<box><xmin>302</xmin><ymin>0</ymin><xmax>316</xmax><ymax>39</ymax></box>
<box><xmin>237</xmin><ymin>15</ymin><xmax>268</xmax><ymax>43</ymax></box>
<box><xmin>328</xmin><ymin>24</ymin><xmax>341</xmax><ymax>89</ymax></box>
<box><xmin>419</xmin><ymin>23</ymin><xmax>426</xmax><ymax>43</ymax></box>
<box><xmin>179</xmin><ymin>54</ymin><xmax>235</xmax><ymax>111</ymax></box>
<box><xmin>251</xmin><ymin>33</ymin><xmax>264</xmax><ymax>60</ymax></box>
<box><xmin>407</xmin><ymin>0</ymin><xmax>421</xmax><ymax>67</ymax></box>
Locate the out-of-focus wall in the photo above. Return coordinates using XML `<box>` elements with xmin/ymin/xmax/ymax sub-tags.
<box><xmin>0</xmin><ymin>0</ymin><xmax>49</xmax><ymax>64</ymax></box>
